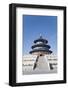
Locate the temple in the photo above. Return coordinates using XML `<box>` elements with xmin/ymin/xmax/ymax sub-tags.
<box><xmin>29</xmin><ymin>35</ymin><xmax>53</xmax><ymax>70</ymax></box>
<box><xmin>29</xmin><ymin>35</ymin><xmax>52</xmax><ymax>55</ymax></box>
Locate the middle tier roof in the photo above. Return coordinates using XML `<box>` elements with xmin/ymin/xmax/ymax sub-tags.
<box><xmin>31</xmin><ymin>43</ymin><xmax>51</xmax><ymax>49</ymax></box>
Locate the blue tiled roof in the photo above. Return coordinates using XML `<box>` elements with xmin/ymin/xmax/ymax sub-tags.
<box><xmin>34</xmin><ymin>38</ymin><xmax>48</xmax><ymax>43</ymax></box>
<box><xmin>29</xmin><ymin>49</ymin><xmax>52</xmax><ymax>54</ymax></box>
<box><xmin>31</xmin><ymin>44</ymin><xmax>50</xmax><ymax>49</ymax></box>
<box><xmin>29</xmin><ymin>36</ymin><xmax>52</xmax><ymax>54</ymax></box>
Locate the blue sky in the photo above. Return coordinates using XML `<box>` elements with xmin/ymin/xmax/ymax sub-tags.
<box><xmin>23</xmin><ymin>15</ymin><xmax>57</xmax><ymax>55</ymax></box>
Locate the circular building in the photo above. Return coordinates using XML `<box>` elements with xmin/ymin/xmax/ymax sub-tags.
<box><xmin>29</xmin><ymin>35</ymin><xmax>52</xmax><ymax>55</ymax></box>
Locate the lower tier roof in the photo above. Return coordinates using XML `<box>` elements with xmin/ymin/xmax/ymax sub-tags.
<box><xmin>29</xmin><ymin>49</ymin><xmax>52</xmax><ymax>54</ymax></box>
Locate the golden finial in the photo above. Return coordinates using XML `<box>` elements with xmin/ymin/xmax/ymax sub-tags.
<box><xmin>40</xmin><ymin>34</ymin><xmax>42</xmax><ymax>38</ymax></box>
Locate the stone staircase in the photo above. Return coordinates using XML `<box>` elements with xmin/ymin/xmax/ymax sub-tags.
<box><xmin>34</xmin><ymin>56</ymin><xmax>50</xmax><ymax>70</ymax></box>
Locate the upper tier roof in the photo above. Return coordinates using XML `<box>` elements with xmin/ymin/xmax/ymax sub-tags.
<box><xmin>34</xmin><ymin>36</ymin><xmax>48</xmax><ymax>43</ymax></box>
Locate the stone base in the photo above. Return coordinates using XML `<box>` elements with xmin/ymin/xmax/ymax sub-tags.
<box><xmin>23</xmin><ymin>56</ymin><xmax>57</xmax><ymax>75</ymax></box>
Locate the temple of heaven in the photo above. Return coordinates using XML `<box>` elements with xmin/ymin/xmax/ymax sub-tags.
<box><xmin>29</xmin><ymin>35</ymin><xmax>52</xmax><ymax>55</ymax></box>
